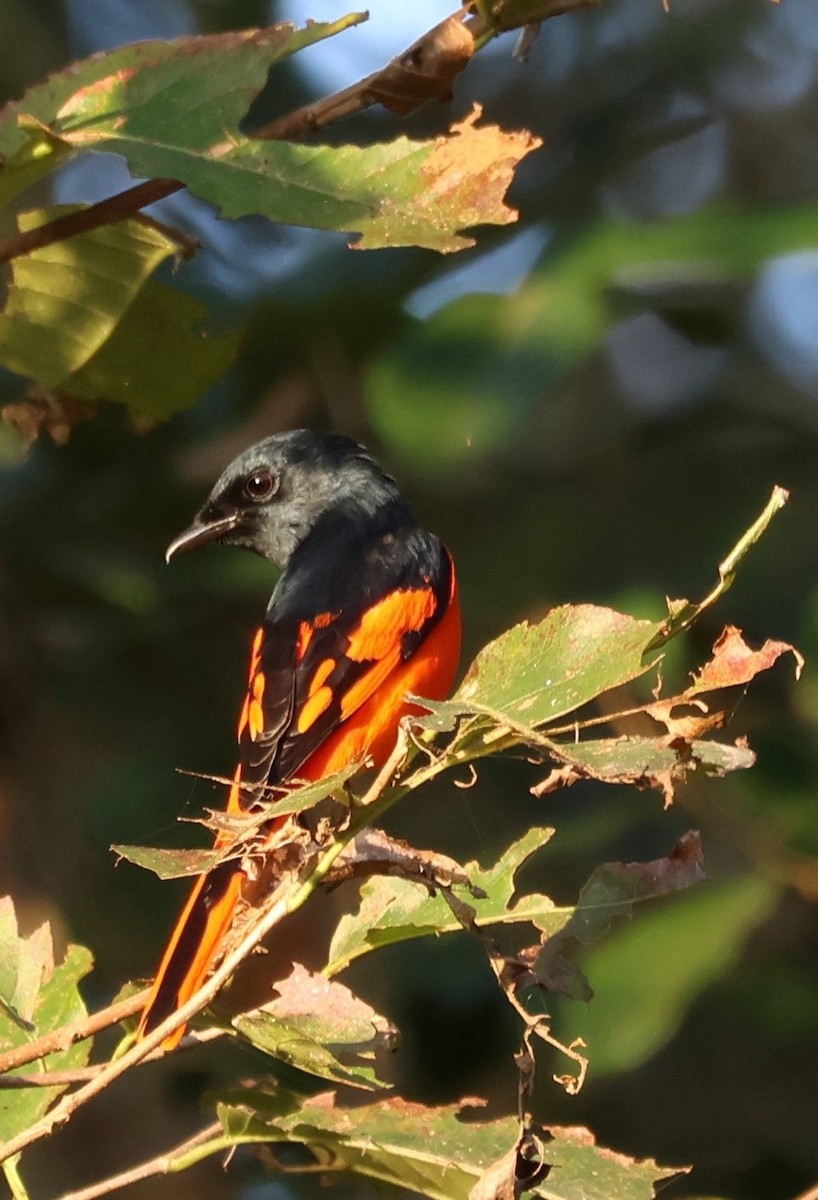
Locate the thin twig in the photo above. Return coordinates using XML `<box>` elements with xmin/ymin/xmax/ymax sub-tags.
<box><xmin>0</xmin><ymin>1027</ymin><xmax>226</xmax><ymax>1089</ymax></box>
<box><xmin>437</xmin><ymin>884</ymin><xmax>588</xmax><ymax>1094</ymax></box>
<box><xmin>54</xmin><ymin>1120</ymin><xmax>225</xmax><ymax>1200</ymax></box>
<box><xmin>0</xmin><ymin>178</ymin><xmax>183</xmax><ymax>266</ymax></box>
<box><xmin>0</xmin><ymin>990</ymin><xmax>147</xmax><ymax>1077</ymax></box>
<box><xmin>0</xmin><ymin>735</ymin><xmax>417</xmax><ymax>1166</ymax></box>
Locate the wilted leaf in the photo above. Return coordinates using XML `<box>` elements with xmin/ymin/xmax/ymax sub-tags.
<box><xmin>113</xmin><ymin>767</ymin><xmax>356</xmax><ymax>879</ymax></box>
<box><xmin>233</xmin><ymin>965</ymin><xmax>397</xmax><ymax>1090</ymax></box>
<box><xmin>263</xmin><ymin>12</ymin><xmax>476</xmax><ymax>138</ymax></box>
<box><xmin>534</xmin><ymin>833</ymin><xmax>706</xmax><ymax>1001</ymax></box>
<box><xmin>689</xmin><ymin>625</ymin><xmax>803</xmax><ymax>694</ymax></box>
<box><xmin>112</xmin><ymin>843</ymin><xmax>227</xmax><ymax>880</ymax></box>
<box><xmin>0</xmin><ymin>897</ymin><xmax>93</xmax><ymax>1140</ymax></box>
<box><xmin>557</xmin><ymin>874</ymin><xmax>778</xmax><ymax>1075</ymax></box>
<box><xmin>217</xmin><ymin>1090</ymin><xmax>676</xmax><ymax>1200</ymax></box>
<box><xmin>533</xmin><ymin>734</ymin><xmax>756</xmax><ymax>807</ymax></box>
<box><xmin>1</xmin><ymin>389</ymin><xmax>92</xmax><ymax>450</ymax></box>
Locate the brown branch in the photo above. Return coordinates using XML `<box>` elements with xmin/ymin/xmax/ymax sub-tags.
<box><xmin>0</xmin><ymin>989</ymin><xmax>147</xmax><ymax>1077</ymax></box>
<box><xmin>252</xmin><ymin>0</ymin><xmax>599</xmax><ymax>141</ymax></box>
<box><xmin>0</xmin><ymin>178</ymin><xmax>184</xmax><ymax>266</ymax></box>
<box><xmin>0</xmin><ymin>1027</ymin><xmax>226</xmax><ymax>1090</ymax></box>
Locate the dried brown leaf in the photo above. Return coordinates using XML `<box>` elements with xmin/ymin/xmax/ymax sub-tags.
<box><xmin>691</xmin><ymin>625</ymin><xmax>804</xmax><ymax>693</ymax></box>
<box><xmin>2</xmin><ymin>389</ymin><xmax>93</xmax><ymax>450</ymax></box>
<box><xmin>256</xmin><ymin>13</ymin><xmax>475</xmax><ymax>140</ymax></box>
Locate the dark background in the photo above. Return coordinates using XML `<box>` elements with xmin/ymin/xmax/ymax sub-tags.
<box><xmin>1</xmin><ymin>1</ymin><xmax>817</xmax><ymax>1198</ymax></box>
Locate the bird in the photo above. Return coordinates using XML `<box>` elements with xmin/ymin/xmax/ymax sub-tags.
<box><xmin>137</xmin><ymin>429</ymin><xmax>461</xmax><ymax>1046</ymax></box>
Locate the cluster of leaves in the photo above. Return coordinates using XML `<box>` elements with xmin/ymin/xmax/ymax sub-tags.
<box><xmin>0</xmin><ymin>3</ymin><xmax>804</xmax><ymax>1199</ymax></box>
<box><xmin>0</xmin><ymin>3</ymin><xmax>563</xmax><ymax>442</ymax></box>
<box><xmin>0</xmin><ymin>485</ymin><xmax>800</xmax><ymax>1200</ymax></box>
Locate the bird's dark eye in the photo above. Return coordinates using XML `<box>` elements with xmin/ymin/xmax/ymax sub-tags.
<box><xmin>244</xmin><ymin>469</ymin><xmax>278</xmax><ymax>502</ymax></box>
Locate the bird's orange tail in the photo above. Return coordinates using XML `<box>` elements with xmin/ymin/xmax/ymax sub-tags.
<box><xmin>136</xmin><ymin>859</ymin><xmax>244</xmax><ymax>1048</ymax></box>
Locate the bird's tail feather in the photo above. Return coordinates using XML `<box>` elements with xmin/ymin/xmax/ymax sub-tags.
<box><xmin>137</xmin><ymin>860</ymin><xmax>243</xmax><ymax>1048</ymax></box>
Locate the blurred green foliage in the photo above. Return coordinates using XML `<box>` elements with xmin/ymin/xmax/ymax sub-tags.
<box><xmin>1</xmin><ymin>0</ymin><xmax>817</xmax><ymax>1198</ymax></box>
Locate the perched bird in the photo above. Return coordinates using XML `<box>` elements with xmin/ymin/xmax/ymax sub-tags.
<box><xmin>137</xmin><ymin>430</ymin><xmax>461</xmax><ymax>1046</ymax></box>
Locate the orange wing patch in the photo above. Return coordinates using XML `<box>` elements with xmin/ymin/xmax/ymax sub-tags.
<box><xmin>247</xmin><ymin>671</ymin><xmax>266</xmax><ymax>740</ymax></box>
<box><xmin>346</xmin><ymin>588</ymin><xmax>436</xmax><ymax>663</ymax></box>
<box><xmin>309</xmin><ymin>658</ymin><xmax>336</xmax><ymax>694</ymax></box>
<box><xmin>297</xmin><ymin>685</ymin><xmax>333</xmax><ymax>733</ymax></box>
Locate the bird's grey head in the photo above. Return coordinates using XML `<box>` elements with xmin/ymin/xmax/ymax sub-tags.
<box><xmin>166</xmin><ymin>430</ymin><xmax>412</xmax><ymax>570</ymax></box>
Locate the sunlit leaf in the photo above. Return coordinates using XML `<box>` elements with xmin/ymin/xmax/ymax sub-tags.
<box><xmin>217</xmin><ymin>1090</ymin><xmax>674</xmax><ymax>1200</ymax></box>
<box><xmin>0</xmin><ymin>208</ymin><xmax>177</xmax><ymax>385</ymax></box>
<box><xmin>417</xmin><ymin>605</ymin><xmax>661</xmax><ymax>737</ymax></box>
<box><xmin>7</xmin><ymin>22</ymin><xmax>538</xmax><ymax>252</ymax></box>
<box><xmin>0</xmin><ymin>897</ymin><xmax>93</xmax><ymax>1141</ymax></box>
<box><xmin>326</xmin><ymin>828</ymin><xmax>558</xmax><ymax>977</ymax></box>
<box><xmin>233</xmin><ymin>965</ymin><xmax>397</xmax><ymax>1090</ymax></box>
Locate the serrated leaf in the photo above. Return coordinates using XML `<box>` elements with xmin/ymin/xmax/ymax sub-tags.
<box><xmin>325</xmin><ymin>828</ymin><xmax>560</xmax><ymax>977</ymax></box>
<box><xmin>0</xmin><ymin>897</ymin><xmax>93</xmax><ymax>1141</ymax></box>
<box><xmin>233</xmin><ymin>965</ymin><xmax>397</xmax><ymax>1090</ymax></box>
<box><xmin>417</xmin><ymin>605</ymin><xmax>662</xmax><ymax>737</ymax></box>
<box><xmin>217</xmin><ymin>1090</ymin><xmax>675</xmax><ymax>1200</ymax></box>
<box><xmin>22</xmin><ymin>21</ymin><xmax>538</xmax><ymax>253</ymax></box>
<box><xmin>0</xmin><ymin>208</ymin><xmax>177</xmax><ymax>385</ymax></box>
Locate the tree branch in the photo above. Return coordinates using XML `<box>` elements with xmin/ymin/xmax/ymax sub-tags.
<box><xmin>0</xmin><ymin>990</ymin><xmax>147</xmax><ymax>1077</ymax></box>
<box><xmin>0</xmin><ymin>178</ymin><xmax>183</xmax><ymax>266</ymax></box>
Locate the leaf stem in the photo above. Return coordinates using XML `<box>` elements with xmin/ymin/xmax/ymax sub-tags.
<box><xmin>3</xmin><ymin>1156</ymin><xmax>30</xmax><ymax>1200</ymax></box>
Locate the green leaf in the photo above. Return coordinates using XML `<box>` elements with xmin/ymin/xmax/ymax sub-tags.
<box><xmin>556</xmin><ymin>874</ymin><xmax>778</xmax><ymax>1076</ymax></box>
<box><xmin>17</xmin><ymin>22</ymin><xmax>537</xmax><ymax>252</ymax></box>
<box><xmin>55</xmin><ymin>21</ymin><xmax>365</xmax><ymax>141</ymax></box>
<box><xmin>417</xmin><ymin>604</ymin><xmax>661</xmax><ymax>736</ymax></box>
<box><xmin>112</xmin><ymin>843</ymin><xmax>226</xmax><ymax>879</ymax></box>
<box><xmin>0</xmin><ymin>121</ymin><xmax>71</xmax><ymax>209</ymax></box>
<box><xmin>535</xmin><ymin>832</ymin><xmax>705</xmax><ymax>1001</ymax></box>
<box><xmin>233</xmin><ymin>965</ymin><xmax>397</xmax><ymax>1091</ymax></box>
<box><xmin>0</xmin><ymin>208</ymin><xmax>177</xmax><ymax>385</ymax></box>
<box><xmin>0</xmin><ymin>897</ymin><xmax>93</xmax><ymax>1141</ymax></box>
<box><xmin>65</xmin><ymin>277</ymin><xmax>241</xmax><ymax>419</ymax></box>
<box><xmin>217</xmin><ymin>1090</ymin><xmax>674</xmax><ymax>1200</ymax></box>
<box><xmin>325</xmin><ymin>827</ymin><xmax>560</xmax><ymax>977</ymax></box>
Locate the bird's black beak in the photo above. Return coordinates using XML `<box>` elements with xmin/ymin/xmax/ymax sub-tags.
<box><xmin>165</xmin><ymin>512</ymin><xmax>241</xmax><ymax>564</ymax></box>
